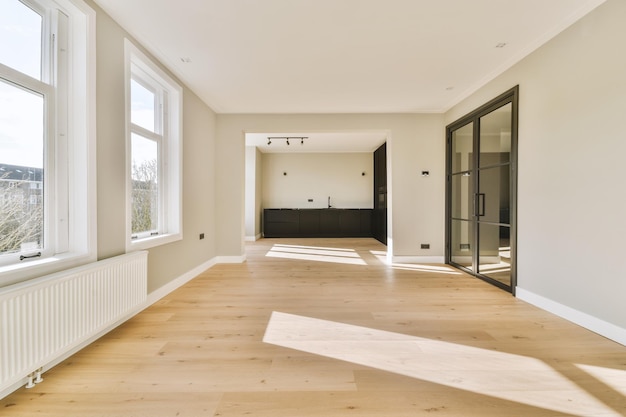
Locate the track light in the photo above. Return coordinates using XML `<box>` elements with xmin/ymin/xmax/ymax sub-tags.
<box><xmin>266</xmin><ymin>136</ymin><xmax>308</xmax><ymax>146</ymax></box>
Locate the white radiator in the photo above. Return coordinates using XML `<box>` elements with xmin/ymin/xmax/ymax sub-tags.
<box><xmin>0</xmin><ymin>251</ymin><xmax>148</xmax><ymax>397</ymax></box>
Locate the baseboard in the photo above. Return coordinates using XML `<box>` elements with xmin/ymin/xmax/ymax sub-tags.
<box><xmin>391</xmin><ymin>255</ymin><xmax>446</xmax><ymax>264</ymax></box>
<box><xmin>146</xmin><ymin>257</ymin><xmax>219</xmax><ymax>305</ymax></box>
<box><xmin>245</xmin><ymin>234</ymin><xmax>262</xmax><ymax>242</ymax></box>
<box><xmin>215</xmin><ymin>255</ymin><xmax>247</xmax><ymax>263</ymax></box>
<box><xmin>516</xmin><ymin>287</ymin><xmax>626</xmax><ymax>347</ymax></box>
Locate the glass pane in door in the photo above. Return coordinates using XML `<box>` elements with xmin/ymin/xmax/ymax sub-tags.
<box><xmin>477</xmin><ymin>165</ymin><xmax>510</xmax><ymax>225</ymax></box>
<box><xmin>478</xmin><ymin>223</ymin><xmax>511</xmax><ymax>286</ymax></box>
<box><xmin>451</xmin><ymin>172</ymin><xmax>473</xmax><ymax>220</ymax></box>
<box><xmin>451</xmin><ymin>219</ymin><xmax>473</xmax><ymax>267</ymax></box>
<box><xmin>451</xmin><ymin>122</ymin><xmax>473</xmax><ymax>174</ymax></box>
<box><xmin>479</xmin><ymin>102</ymin><xmax>511</xmax><ymax>167</ymax></box>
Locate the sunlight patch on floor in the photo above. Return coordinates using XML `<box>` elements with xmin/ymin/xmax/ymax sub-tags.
<box><xmin>576</xmin><ymin>364</ymin><xmax>626</xmax><ymax>396</ymax></box>
<box><xmin>266</xmin><ymin>244</ymin><xmax>366</xmax><ymax>265</ymax></box>
<box><xmin>263</xmin><ymin>311</ymin><xmax>623</xmax><ymax>416</ymax></box>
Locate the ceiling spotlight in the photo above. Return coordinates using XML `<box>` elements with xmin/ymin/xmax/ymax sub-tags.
<box><xmin>267</xmin><ymin>138</ymin><xmax>271</xmax><ymax>145</ymax></box>
<box><xmin>286</xmin><ymin>139</ymin><xmax>290</xmax><ymax>145</ymax></box>
<box><xmin>301</xmin><ymin>138</ymin><xmax>304</xmax><ymax>145</ymax></box>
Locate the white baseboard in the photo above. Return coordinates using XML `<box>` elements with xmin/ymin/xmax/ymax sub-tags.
<box><xmin>245</xmin><ymin>234</ymin><xmax>262</xmax><ymax>242</ymax></box>
<box><xmin>216</xmin><ymin>255</ymin><xmax>247</xmax><ymax>264</ymax></box>
<box><xmin>391</xmin><ymin>255</ymin><xmax>446</xmax><ymax>264</ymax></box>
<box><xmin>516</xmin><ymin>287</ymin><xmax>626</xmax><ymax>347</ymax></box>
<box><xmin>146</xmin><ymin>257</ymin><xmax>219</xmax><ymax>305</ymax></box>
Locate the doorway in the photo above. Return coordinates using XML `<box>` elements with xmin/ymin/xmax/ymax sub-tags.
<box><xmin>446</xmin><ymin>87</ymin><xmax>518</xmax><ymax>293</ymax></box>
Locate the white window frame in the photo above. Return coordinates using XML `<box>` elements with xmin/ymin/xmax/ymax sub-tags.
<box><xmin>0</xmin><ymin>0</ymin><xmax>97</xmax><ymax>287</ymax></box>
<box><xmin>124</xmin><ymin>39</ymin><xmax>182</xmax><ymax>252</ymax></box>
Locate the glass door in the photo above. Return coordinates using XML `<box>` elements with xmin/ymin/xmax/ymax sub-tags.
<box><xmin>446</xmin><ymin>87</ymin><xmax>517</xmax><ymax>293</ymax></box>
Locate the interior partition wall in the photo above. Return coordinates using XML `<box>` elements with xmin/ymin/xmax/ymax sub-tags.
<box><xmin>446</xmin><ymin>86</ymin><xmax>518</xmax><ymax>293</ymax></box>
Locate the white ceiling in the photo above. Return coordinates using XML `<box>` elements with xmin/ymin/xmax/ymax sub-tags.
<box><xmin>94</xmin><ymin>0</ymin><xmax>604</xmax><ymax>114</ymax></box>
<box><xmin>93</xmin><ymin>0</ymin><xmax>605</xmax><ymax>152</ymax></box>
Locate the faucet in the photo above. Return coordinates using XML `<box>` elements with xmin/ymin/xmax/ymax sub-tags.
<box><xmin>327</xmin><ymin>196</ymin><xmax>332</xmax><ymax>208</ymax></box>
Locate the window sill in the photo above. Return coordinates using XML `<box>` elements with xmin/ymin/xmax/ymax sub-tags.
<box><xmin>127</xmin><ymin>232</ymin><xmax>182</xmax><ymax>252</ymax></box>
<box><xmin>0</xmin><ymin>251</ymin><xmax>96</xmax><ymax>288</ymax></box>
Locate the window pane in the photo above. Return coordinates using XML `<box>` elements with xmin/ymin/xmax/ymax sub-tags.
<box><xmin>0</xmin><ymin>79</ymin><xmax>44</xmax><ymax>255</ymax></box>
<box><xmin>0</xmin><ymin>0</ymin><xmax>42</xmax><ymax>80</ymax></box>
<box><xmin>131</xmin><ymin>133</ymin><xmax>158</xmax><ymax>235</ymax></box>
<box><xmin>131</xmin><ymin>79</ymin><xmax>156</xmax><ymax>132</ymax></box>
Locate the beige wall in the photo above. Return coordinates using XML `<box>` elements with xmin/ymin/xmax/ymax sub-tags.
<box><xmin>216</xmin><ymin>113</ymin><xmax>445</xmax><ymax>260</ymax></box>
<box><xmin>261</xmin><ymin>153</ymin><xmax>373</xmax><ymax>210</ymax></box>
<box><xmin>89</xmin><ymin>0</ymin><xmax>218</xmax><ymax>293</ymax></box>
<box><xmin>446</xmin><ymin>0</ymin><xmax>626</xmax><ymax>330</ymax></box>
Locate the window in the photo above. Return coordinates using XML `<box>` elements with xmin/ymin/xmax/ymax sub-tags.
<box><xmin>0</xmin><ymin>0</ymin><xmax>96</xmax><ymax>285</ymax></box>
<box><xmin>125</xmin><ymin>40</ymin><xmax>182</xmax><ymax>251</ymax></box>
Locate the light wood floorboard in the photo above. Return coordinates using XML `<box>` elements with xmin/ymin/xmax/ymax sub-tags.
<box><xmin>1</xmin><ymin>238</ymin><xmax>625</xmax><ymax>416</ymax></box>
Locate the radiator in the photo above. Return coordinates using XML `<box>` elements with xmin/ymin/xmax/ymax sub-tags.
<box><xmin>0</xmin><ymin>251</ymin><xmax>148</xmax><ymax>397</ymax></box>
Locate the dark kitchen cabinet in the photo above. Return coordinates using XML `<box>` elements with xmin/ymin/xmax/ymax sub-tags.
<box><xmin>263</xmin><ymin>209</ymin><xmax>373</xmax><ymax>238</ymax></box>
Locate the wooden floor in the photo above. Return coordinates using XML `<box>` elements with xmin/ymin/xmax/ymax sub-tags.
<box><xmin>2</xmin><ymin>238</ymin><xmax>626</xmax><ymax>416</ymax></box>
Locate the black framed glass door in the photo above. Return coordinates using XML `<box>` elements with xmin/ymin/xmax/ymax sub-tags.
<box><xmin>446</xmin><ymin>87</ymin><xmax>518</xmax><ymax>293</ymax></box>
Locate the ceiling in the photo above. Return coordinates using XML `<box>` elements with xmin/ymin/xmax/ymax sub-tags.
<box><xmin>94</xmin><ymin>0</ymin><xmax>604</xmax><ymax>114</ymax></box>
<box><xmin>93</xmin><ymin>0</ymin><xmax>605</xmax><ymax>152</ymax></box>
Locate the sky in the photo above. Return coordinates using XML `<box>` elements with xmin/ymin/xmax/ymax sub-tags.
<box><xmin>0</xmin><ymin>0</ymin><xmax>44</xmax><ymax>168</ymax></box>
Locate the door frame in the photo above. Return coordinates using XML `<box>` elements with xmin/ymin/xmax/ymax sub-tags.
<box><xmin>445</xmin><ymin>86</ymin><xmax>519</xmax><ymax>293</ymax></box>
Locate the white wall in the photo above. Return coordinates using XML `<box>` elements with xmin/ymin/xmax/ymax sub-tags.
<box><xmin>445</xmin><ymin>0</ymin><xmax>626</xmax><ymax>339</ymax></box>
<box><xmin>261</xmin><ymin>153</ymin><xmax>373</xmax><ymax>209</ymax></box>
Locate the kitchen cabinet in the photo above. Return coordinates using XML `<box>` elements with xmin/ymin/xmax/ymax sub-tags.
<box><xmin>263</xmin><ymin>209</ymin><xmax>373</xmax><ymax>238</ymax></box>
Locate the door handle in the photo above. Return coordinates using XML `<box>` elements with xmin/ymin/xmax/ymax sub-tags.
<box><xmin>474</xmin><ymin>193</ymin><xmax>486</xmax><ymax>217</ymax></box>
<box><xmin>477</xmin><ymin>193</ymin><xmax>485</xmax><ymax>217</ymax></box>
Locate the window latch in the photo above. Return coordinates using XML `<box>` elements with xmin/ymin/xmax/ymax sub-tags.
<box><xmin>20</xmin><ymin>252</ymin><xmax>42</xmax><ymax>261</ymax></box>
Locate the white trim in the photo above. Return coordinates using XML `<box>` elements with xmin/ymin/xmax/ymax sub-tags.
<box><xmin>146</xmin><ymin>257</ymin><xmax>218</xmax><ymax>305</ymax></box>
<box><xmin>391</xmin><ymin>255</ymin><xmax>446</xmax><ymax>264</ymax></box>
<box><xmin>216</xmin><ymin>255</ymin><xmax>247</xmax><ymax>264</ymax></box>
<box><xmin>516</xmin><ymin>287</ymin><xmax>626</xmax><ymax>347</ymax></box>
<box><xmin>245</xmin><ymin>234</ymin><xmax>262</xmax><ymax>242</ymax></box>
